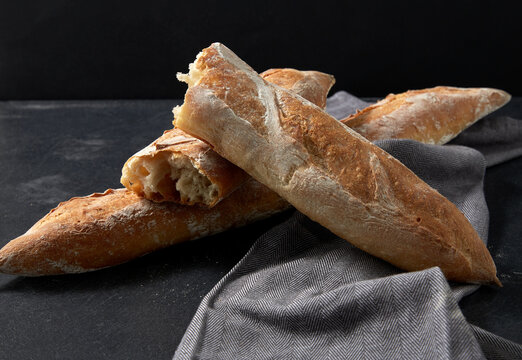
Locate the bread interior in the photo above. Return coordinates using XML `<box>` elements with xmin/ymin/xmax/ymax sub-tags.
<box><xmin>173</xmin><ymin>52</ymin><xmax>206</xmax><ymax>120</ymax></box>
<box><xmin>122</xmin><ymin>153</ymin><xmax>218</xmax><ymax>205</ymax></box>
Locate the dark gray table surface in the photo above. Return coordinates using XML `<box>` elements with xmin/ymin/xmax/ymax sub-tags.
<box><xmin>0</xmin><ymin>99</ymin><xmax>520</xmax><ymax>360</ymax></box>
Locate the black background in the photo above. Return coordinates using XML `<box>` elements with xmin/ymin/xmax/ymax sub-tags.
<box><xmin>1</xmin><ymin>0</ymin><xmax>521</xmax><ymax>100</ymax></box>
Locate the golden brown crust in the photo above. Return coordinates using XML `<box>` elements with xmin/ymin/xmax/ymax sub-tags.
<box><xmin>174</xmin><ymin>43</ymin><xmax>500</xmax><ymax>285</ymax></box>
<box><xmin>0</xmin><ymin>182</ymin><xmax>290</xmax><ymax>276</ymax></box>
<box><xmin>341</xmin><ymin>86</ymin><xmax>511</xmax><ymax>144</ymax></box>
<box><xmin>260</xmin><ymin>68</ymin><xmax>335</xmax><ymax>109</ymax></box>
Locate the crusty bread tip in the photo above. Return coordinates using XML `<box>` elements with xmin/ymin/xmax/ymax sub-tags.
<box><xmin>341</xmin><ymin>86</ymin><xmax>511</xmax><ymax>144</ymax></box>
<box><xmin>260</xmin><ymin>68</ymin><xmax>335</xmax><ymax>110</ymax></box>
<box><xmin>174</xmin><ymin>42</ymin><xmax>501</xmax><ymax>285</ymax></box>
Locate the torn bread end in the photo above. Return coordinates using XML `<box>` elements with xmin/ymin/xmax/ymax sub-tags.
<box><xmin>121</xmin><ymin>152</ymin><xmax>219</xmax><ymax>206</ymax></box>
<box><xmin>176</xmin><ymin>52</ymin><xmax>205</xmax><ymax>87</ymax></box>
<box><xmin>174</xmin><ymin>58</ymin><xmax>206</xmax><ymax>125</ymax></box>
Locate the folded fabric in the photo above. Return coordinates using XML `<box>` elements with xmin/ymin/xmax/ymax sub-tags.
<box><xmin>173</xmin><ymin>91</ymin><xmax>522</xmax><ymax>360</ymax></box>
<box><xmin>450</xmin><ymin>115</ymin><xmax>522</xmax><ymax>166</ymax></box>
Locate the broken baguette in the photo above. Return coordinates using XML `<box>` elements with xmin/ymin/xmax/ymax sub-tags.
<box><xmin>121</xmin><ymin>128</ymin><xmax>250</xmax><ymax>206</ymax></box>
<box><xmin>341</xmin><ymin>87</ymin><xmax>511</xmax><ymax>144</ymax></box>
<box><xmin>121</xmin><ymin>69</ymin><xmax>335</xmax><ymax>207</ymax></box>
<box><xmin>174</xmin><ymin>42</ymin><xmax>500</xmax><ymax>285</ymax></box>
<box><xmin>0</xmin><ymin>180</ymin><xmax>289</xmax><ymax>276</ymax></box>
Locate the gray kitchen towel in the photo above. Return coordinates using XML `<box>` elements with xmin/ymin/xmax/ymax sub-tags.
<box><xmin>174</xmin><ymin>92</ymin><xmax>522</xmax><ymax>360</ymax></box>
<box><xmin>450</xmin><ymin>115</ymin><xmax>522</xmax><ymax>166</ymax></box>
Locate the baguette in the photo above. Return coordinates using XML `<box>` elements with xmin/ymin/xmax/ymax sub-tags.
<box><xmin>0</xmin><ymin>180</ymin><xmax>289</xmax><ymax>276</ymax></box>
<box><xmin>174</xmin><ymin>43</ymin><xmax>500</xmax><ymax>285</ymax></box>
<box><xmin>341</xmin><ymin>87</ymin><xmax>511</xmax><ymax>144</ymax></box>
<box><xmin>121</xmin><ymin>69</ymin><xmax>335</xmax><ymax>206</ymax></box>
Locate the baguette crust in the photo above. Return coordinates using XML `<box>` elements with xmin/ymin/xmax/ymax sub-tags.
<box><xmin>341</xmin><ymin>87</ymin><xmax>511</xmax><ymax>144</ymax></box>
<box><xmin>121</xmin><ymin>69</ymin><xmax>335</xmax><ymax>207</ymax></box>
<box><xmin>260</xmin><ymin>68</ymin><xmax>335</xmax><ymax>109</ymax></box>
<box><xmin>0</xmin><ymin>181</ymin><xmax>290</xmax><ymax>276</ymax></box>
<box><xmin>174</xmin><ymin>43</ymin><xmax>500</xmax><ymax>285</ymax></box>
